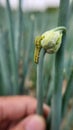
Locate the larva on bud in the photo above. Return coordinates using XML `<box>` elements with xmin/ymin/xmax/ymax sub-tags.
<box><xmin>34</xmin><ymin>26</ymin><xmax>66</xmax><ymax>64</ymax></box>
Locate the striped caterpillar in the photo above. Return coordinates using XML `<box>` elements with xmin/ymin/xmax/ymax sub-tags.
<box><xmin>34</xmin><ymin>36</ymin><xmax>44</xmax><ymax>64</ymax></box>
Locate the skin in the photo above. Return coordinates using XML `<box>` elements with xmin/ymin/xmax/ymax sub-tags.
<box><xmin>0</xmin><ymin>96</ymin><xmax>50</xmax><ymax>130</ymax></box>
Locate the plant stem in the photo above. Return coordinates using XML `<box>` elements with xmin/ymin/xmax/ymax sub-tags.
<box><xmin>0</xmin><ymin>31</ymin><xmax>12</xmax><ymax>95</ymax></box>
<box><xmin>43</xmin><ymin>55</ymin><xmax>54</xmax><ymax>101</ymax></box>
<box><xmin>37</xmin><ymin>48</ymin><xmax>45</xmax><ymax>115</ymax></box>
<box><xmin>51</xmin><ymin>0</ymin><xmax>69</xmax><ymax>130</ymax></box>
<box><xmin>46</xmin><ymin>55</ymin><xmax>55</xmax><ymax>105</ymax></box>
<box><xmin>17</xmin><ymin>0</ymin><xmax>23</xmax><ymax>63</ymax></box>
<box><xmin>6</xmin><ymin>0</ymin><xmax>18</xmax><ymax>93</ymax></box>
<box><xmin>62</xmin><ymin>68</ymin><xmax>73</xmax><ymax>117</ymax></box>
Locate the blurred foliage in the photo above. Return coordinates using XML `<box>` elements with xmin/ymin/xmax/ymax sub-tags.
<box><xmin>0</xmin><ymin>3</ymin><xmax>73</xmax><ymax>129</ymax></box>
<box><xmin>0</xmin><ymin>4</ymin><xmax>73</xmax><ymax>95</ymax></box>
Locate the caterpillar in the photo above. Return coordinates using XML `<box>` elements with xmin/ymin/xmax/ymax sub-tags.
<box><xmin>34</xmin><ymin>36</ymin><xmax>45</xmax><ymax>64</ymax></box>
<box><xmin>34</xmin><ymin>45</ymin><xmax>41</xmax><ymax>64</ymax></box>
<box><xmin>34</xmin><ymin>36</ymin><xmax>41</xmax><ymax>64</ymax></box>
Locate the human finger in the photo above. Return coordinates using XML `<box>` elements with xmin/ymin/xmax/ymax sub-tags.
<box><xmin>9</xmin><ymin>115</ymin><xmax>46</xmax><ymax>130</ymax></box>
<box><xmin>0</xmin><ymin>96</ymin><xmax>50</xmax><ymax>122</ymax></box>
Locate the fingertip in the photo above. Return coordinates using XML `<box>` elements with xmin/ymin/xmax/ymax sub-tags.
<box><xmin>9</xmin><ymin>115</ymin><xmax>46</xmax><ymax>130</ymax></box>
<box><xmin>25</xmin><ymin>115</ymin><xmax>46</xmax><ymax>130</ymax></box>
<box><xmin>43</xmin><ymin>104</ymin><xmax>51</xmax><ymax>117</ymax></box>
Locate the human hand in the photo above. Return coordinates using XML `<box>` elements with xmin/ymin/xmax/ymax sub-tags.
<box><xmin>0</xmin><ymin>96</ymin><xmax>50</xmax><ymax>130</ymax></box>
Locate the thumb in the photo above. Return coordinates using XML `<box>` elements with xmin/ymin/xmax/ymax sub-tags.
<box><xmin>25</xmin><ymin>115</ymin><xmax>46</xmax><ymax>130</ymax></box>
<box><xmin>10</xmin><ymin>115</ymin><xmax>46</xmax><ymax>130</ymax></box>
